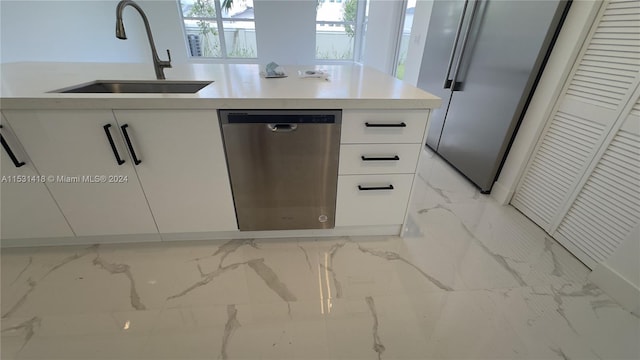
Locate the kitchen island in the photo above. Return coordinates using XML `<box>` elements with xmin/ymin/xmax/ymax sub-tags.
<box><xmin>0</xmin><ymin>62</ymin><xmax>441</xmax><ymax>247</ymax></box>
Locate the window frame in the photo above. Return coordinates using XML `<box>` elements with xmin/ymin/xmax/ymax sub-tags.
<box><xmin>177</xmin><ymin>0</ymin><xmax>257</xmax><ymax>61</ymax></box>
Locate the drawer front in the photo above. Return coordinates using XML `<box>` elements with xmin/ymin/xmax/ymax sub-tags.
<box><xmin>339</xmin><ymin>143</ymin><xmax>421</xmax><ymax>175</ymax></box>
<box><xmin>335</xmin><ymin>174</ymin><xmax>414</xmax><ymax>226</ymax></box>
<box><xmin>341</xmin><ymin>110</ymin><xmax>429</xmax><ymax>144</ymax></box>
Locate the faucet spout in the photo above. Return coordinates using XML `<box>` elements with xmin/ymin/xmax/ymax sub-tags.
<box><xmin>115</xmin><ymin>0</ymin><xmax>172</xmax><ymax>80</ymax></box>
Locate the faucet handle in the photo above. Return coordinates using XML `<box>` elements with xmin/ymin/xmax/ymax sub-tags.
<box><xmin>165</xmin><ymin>49</ymin><xmax>172</xmax><ymax>64</ymax></box>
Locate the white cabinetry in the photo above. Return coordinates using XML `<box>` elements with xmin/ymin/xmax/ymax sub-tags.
<box><xmin>336</xmin><ymin>110</ymin><xmax>429</xmax><ymax>227</ymax></box>
<box><xmin>3</xmin><ymin>110</ymin><xmax>158</xmax><ymax>237</ymax></box>
<box><xmin>336</xmin><ymin>174</ymin><xmax>414</xmax><ymax>226</ymax></box>
<box><xmin>339</xmin><ymin>143</ymin><xmax>422</xmax><ymax>175</ymax></box>
<box><xmin>0</xmin><ymin>114</ymin><xmax>74</xmax><ymax>239</ymax></box>
<box><xmin>1</xmin><ymin>106</ymin><xmax>431</xmax><ymax>242</ymax></box>
<box><xmin>341</xmin><ymin>110</ymin><xmax>428</xmax><ymax>143</ymax></box>
<box><xmin>112</xmin><ymin>110</ymin><xmax>237</xmax><ymax>233</ymax></box>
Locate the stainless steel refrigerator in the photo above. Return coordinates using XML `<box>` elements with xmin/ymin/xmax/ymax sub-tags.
<box><xmin>418</xmin><ymin>0</ymin><xmax>571</xmax><ymax>193</ymax></box>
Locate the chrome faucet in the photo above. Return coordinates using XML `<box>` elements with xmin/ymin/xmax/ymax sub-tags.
<box><xmin>116</xmin><ymin>0</ymin><xmax>172</xmax><ymax>80</ymax></box>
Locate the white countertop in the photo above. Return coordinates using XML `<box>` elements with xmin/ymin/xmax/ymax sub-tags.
<box><xmin>0</xmin><ymin>62</ymin><xmax>441</xmax><ymax>110</ymax></box>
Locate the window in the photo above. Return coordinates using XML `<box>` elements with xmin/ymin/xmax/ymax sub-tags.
<box><xmin>178</xmin><ymin>0</ymin><xmax>256</xmax><ymax>59</ymax></box>
<box><xmin>394</xmin><ymin>0</ymin><xmax>416</xmax><ymax>79</ymax></box>
<box><xmin>316</xmin><ymin>0</ymin><xmax>366</xmax><ymax>61</ymax></box>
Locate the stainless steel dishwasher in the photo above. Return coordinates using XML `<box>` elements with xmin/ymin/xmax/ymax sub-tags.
<box><xmin>219</xmin><ymin>109</ymin><xmax>341</xmax><ymax>231</ymax></box>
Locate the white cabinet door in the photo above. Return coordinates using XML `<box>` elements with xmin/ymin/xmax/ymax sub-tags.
<box><xmin>113</xmin><ymin>110</ymin><xmax>237</xmax><ymax>233</ymax></box>
<box><xmin>335</xmin><ymin>174</ymin><xmax>414</xmax><ymax>226</ymax></box>
<box><xmin>0</xmin><ymin>115</ymin><xmax>74</xmax><ymax>239</ymax></box>
<box><xmin>3</xmin><ymin>110</ymin><xmax>158</xmax><ymax>236</ymax></box>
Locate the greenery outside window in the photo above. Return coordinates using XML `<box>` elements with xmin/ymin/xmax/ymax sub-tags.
<box><xmin>316</xmin><ymin>0</ymin><xmax>367</xmax><ymax>61</ymax></box>
<box><xmin>178</xmin><ymin>0</ymin><xmax>257</xmax><ymax>59</ymax></box>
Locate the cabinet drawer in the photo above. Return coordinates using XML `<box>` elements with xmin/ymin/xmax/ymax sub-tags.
<box><xmin>339</xmin><ymin>143</ymin><xmax>421</xmax><ymax>175</ymax></box>
<box><xmin>335</xmin><ymin>174</ymin><xmax>414</xmax><ymax>226</ymax></box>
<box><xmin>341</xmin><ymin>110</ymin><xmax>429</xmax><ymax>144</ymax></box>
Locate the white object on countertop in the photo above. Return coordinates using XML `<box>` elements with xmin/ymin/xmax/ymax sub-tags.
<box><xmin>298</xmin><ymin>69</ymin><xmax>330</xmax><ymax>81</ymax></box>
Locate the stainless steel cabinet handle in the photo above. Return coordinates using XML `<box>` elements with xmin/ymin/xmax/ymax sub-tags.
<box><xmin>451</xmin><ymin>0</ymin><xmax>480</xmax><ymax>92</ymax></box>
<box><xmin>358</xmin><ymin>185</ymin><xmax>394</xmax><ymax>191</ymax></box>
<box><xmin>361</xmin><ymin>155</ymin><xmax>400</xmax><ymax>161</ymax></box>
<box><xmin>267</xmin><ymin>123</ymin><xmax>298</xmax><ymax>132</ymax></box>
<box><xmin>0</xmin><ymin>125</ymin><xmax>26</xmax><ymax>168</ymax></box>
<box><xmin>444</xmin><ymin>0</ymin><xmax>470</xmax><ymax>89</ymax></box>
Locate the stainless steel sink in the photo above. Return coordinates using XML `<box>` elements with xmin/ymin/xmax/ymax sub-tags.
<box><xmin>51</xmin><ymin>80</ymin><xmax>213</xmax><ymax>94</ymax></box>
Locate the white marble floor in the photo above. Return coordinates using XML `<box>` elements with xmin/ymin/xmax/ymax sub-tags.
<box><xmin>2</xmin><ymin>148</ymin><xmax>639</xmax><ymax>360</ymax></box>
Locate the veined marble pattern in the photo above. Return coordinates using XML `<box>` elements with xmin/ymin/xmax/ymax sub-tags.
<box><xmin>2</xmin><ymin>148</ymin><xmax>639</xmax><ymax>360</ymax></box>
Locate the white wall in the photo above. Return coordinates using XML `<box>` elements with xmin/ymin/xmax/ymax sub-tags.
<box><xmin>361</xmin><ymin>0</ymin><xmax>403</xmax><ymax>74</ymax></box>
<box><xmin>602</xmin><ymin>225</ymin><xmax>640</xmax><ymax>290</ymax></box>
<box><xmin>590</xmin><ymin>224</ymin><xmax>640</xmax><ymax>314</ymax></box>
<box><xmin>253</xmin><ymin>0</ymin><xmax>316</xmax><ymax>65</ymax></box>
<box><xmin>402</xmin><ymin>0</ymin><xmax>433</xmax><ymax>86</ymax></box>
<box><xmin>0</xmin><ymin>0</ymin><xmax>188</xmax><ymax>64</ymax></box>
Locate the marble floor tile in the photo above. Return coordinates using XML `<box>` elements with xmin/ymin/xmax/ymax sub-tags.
<box><xmin>2</xmin><ymin>148</ymin><xmax>638</xmax><ymax>360</ymax></box>
<box><xmin>325</xmin><ymin>295</ymin><xmax>435</xmax><ymax>359</ymax></box>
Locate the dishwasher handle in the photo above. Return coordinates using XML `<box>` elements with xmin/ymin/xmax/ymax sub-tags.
<box><xmin>267</xmin><ymin>123</ymin><xmax>298</xmax><ymax>132</ymax></box>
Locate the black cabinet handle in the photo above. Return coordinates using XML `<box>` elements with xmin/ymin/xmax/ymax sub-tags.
<box><xmin>120</xmin><ymin>124</ymin><xmax>142</xmax><ymax>165</ymax></box>
<box><xmin>0</xmin><ymin>125</ymin><xmax>26</xmax><ymax>168</ymax></box>
<box><xmin>365</xmin><ymin>122</ymin><xmax>407</xmax><ymax>128</ymax></box>
<box><xmin>103</xmin><ymin>124</ymin><xmax>125</xmax><ymax>165</ymax></box>
<box><xmin>358</xmin><ymin>185</ymin><xmax>394</xmax><ymax>191</ymax></box>
<box><xmin>361</xmin><ymin>155</ymin><xmax>400</xmax><ymax>161</ymax></box>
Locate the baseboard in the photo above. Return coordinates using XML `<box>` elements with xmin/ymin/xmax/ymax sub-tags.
<box><xmin>1</xmin><ymin>233</ymin><xmax>161</xmax><ymax>248</ymax></box>
<box><xmin>490</xmin><ymin>180</ymin><xmax>514</xmax><ymax>205</ymax></box>
<box><xmin>590</xmin><ymin>263</ymin><xmax>640</xmax><ymax>315</ymax></box>
<box><xmin>1</xmin><ymin>225</ymin><xmax>402</xmax><ymax>248</ymax></box>
<box><xmin>161</xmin><ymin>225</ymin><xmax>402</xmax><ymax>242</ymax></box>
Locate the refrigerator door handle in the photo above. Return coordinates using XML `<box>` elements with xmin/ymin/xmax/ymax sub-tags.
<box><xmin>451</xmin><ymin>0</ymin><xmax>480</xmax><ymax>92</ymax></box>
<box><xmin>444</xmin><ymin>0</ymin><xmax>470</xmax><ymax>89</ymax></box>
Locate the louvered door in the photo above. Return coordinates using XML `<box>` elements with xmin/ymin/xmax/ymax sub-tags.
<box><xmin>554</xmin><ymin>94</ymin><xmax>640</xmax><ymax>268</ymax></box>
<box><xmin>512</xmin><ymin>0</ymin><xmax>640</xmax><ymax>267</ymax></box>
